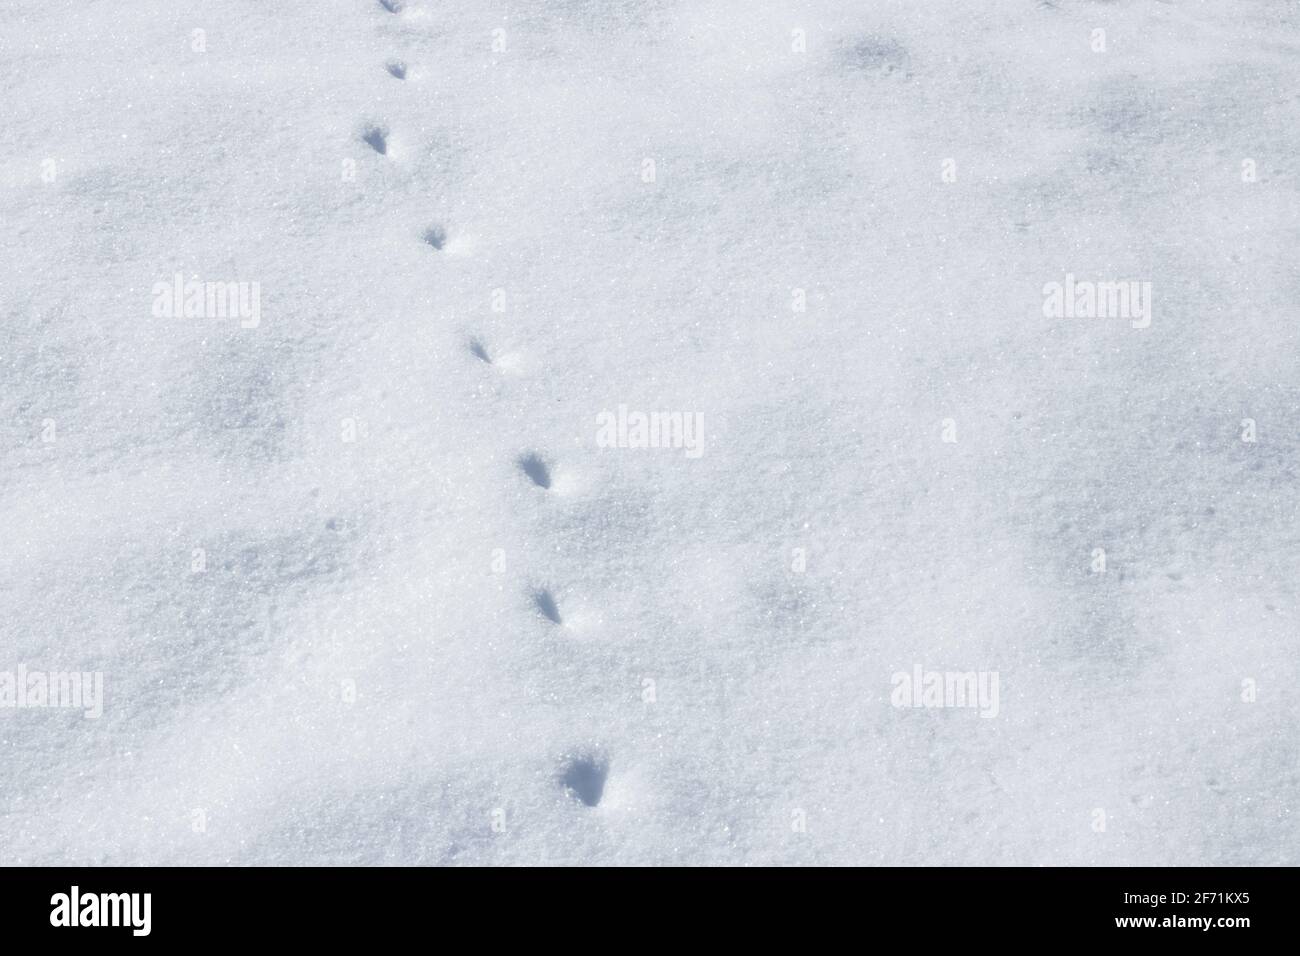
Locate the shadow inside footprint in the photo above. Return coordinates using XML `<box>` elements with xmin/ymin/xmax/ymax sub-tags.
<box><xmin>469</xmin><ymin>339</ymin><xmax>491</xmax><ymax>364</ymax></box>
<box><xmin>378</xmin><ymin>0</ymin><xmax>403</xmax><ymax>12</ymax></box>
<box><xmin>518</xmin><ymin>454</ymin><xmax>550</xmax><ymax>489</ymax></box>
<box><xmin>533</xmin><ymin>588</ymin><xmax>562</xmax><ymax>625</ymax></box>
<box><xmin>385</xmin><ymin>61</ymin><xmax>407</xmax><ymax>79</ymax></box>
<box><xmin>361</xmin><ymin>125</ymin><xmax>388</xmax><ymax>155</ymax></box>
<box><xmin>562</xmin><ymin>755</ymin><xmax>608</xmax><ymax>807</ymax></box>
<box><xmin>422</xmin><ymin>226</ymin><xmax>447</xmax><ymax>250</ymax></box>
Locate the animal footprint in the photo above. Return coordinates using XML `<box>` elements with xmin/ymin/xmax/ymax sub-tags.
<box><xmin>361</xmin><ymin>124</ymin><xmax>389</xmax><ymax>155</ymax></box>
<box><xmin>532</xmin><ymin>588</ymin><xmax>562</xmax><ymax>625</ymax></box>
<box><xmin>377</xmin><ymin>0</ymin><xmax>403</xmax><ymax>13</ymax></box>
<box><xmin>385</xmin><ymin>60</ymin><xmax>407</xmax><ymax>80</ymax></box>
<box><xmin>422</xmin><ymin>226</ymin><xmax>447</xmax><ymax>250</ymax></box>
<box><xmin>561</xmin><ymin>754</ymin><xmax>609</xmax><ymax>807</ymax></box>
<box><xmin>518</xmin><ymin>453</ymin><xmax>551</xmax><ymax>489</ymax></box>
<box><xmin>468</xmin><ymin>338</ymin><xmax>525</xmax><ymax>373</ymax></box>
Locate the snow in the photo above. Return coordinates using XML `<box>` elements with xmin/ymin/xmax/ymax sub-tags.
<box><xmin>1</xmin><ymin>0</ymin><xmax>1297</xmax><ymax>865</ymax></box>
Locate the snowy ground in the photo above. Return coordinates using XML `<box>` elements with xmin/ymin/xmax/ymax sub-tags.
<box><xmin>1</xmin><ymin>0</ymin><xmax>1297</xmax><ymax>865</ymax></box>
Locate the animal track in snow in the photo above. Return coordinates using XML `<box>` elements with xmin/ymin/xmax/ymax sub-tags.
<box><xmin>385</xmin><ymin>60</ymin><xmax>407</xmax><ymax>79</ymax></box>
<box><xmin>561</xmin><ymin>754</ymin><xmax>608</xmax><ymax>807</ymax></box>
<box><xmin>468</xmin><ymin>338</ymin><xmax>527</xmax><ymax>374</ymax></box>
<box><xmin>377</xmin><ymin>0</ymin><xmax>403</xmax><ymax>13</ymax></box>
<box><xmin>844</xmin><ymin>36</ymin><xmax>911</xmax><ymax>77</ymax></box>
<box><xmin>360</xmin><ymin>124</ymin><xmax>389</xmax><ymax>155</ymax></box>
<box><xmin>533</xmin><ymin>588</ymin><xmax>562</xmax><ymax>625</ymax></box>
<box><xmin>518</xmin><ymin>453</ymin><xmax>551</xmax><ymax>489</ymax></box>
<box><xmin>422</xmin><ymin>226</ymin><xmax>447</xmax><ymax>250</ymax></box>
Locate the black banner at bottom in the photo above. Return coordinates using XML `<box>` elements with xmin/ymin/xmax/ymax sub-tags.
<box><xmin>0</xmin><ymin>867</ymin><xmax>1284</xmax><ymax>944</ymax></box>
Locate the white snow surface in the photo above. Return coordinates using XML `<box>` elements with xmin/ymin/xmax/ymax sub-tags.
<box><xmin>1</xmin><ymin>0</ymin><xmax>1298</xmax><ymax>865</ymax></box>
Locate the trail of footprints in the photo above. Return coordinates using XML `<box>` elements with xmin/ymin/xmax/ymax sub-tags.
<box><xmin>514</xmin><ymin>449</ymin><xmax>612</xmax><ymax>811</ymax></box>
<box><xmin>358</xmin><ymin>0</ymin><xmax>609</xmax><ymax>812</ymax></box>
<box><xmin>516</xmin><ymin>439</ymin><xmax>610</xmax><ymax>811</ymax></box>
<box><xmin>361</xmin><ymin>5</ymin><xmax>442</xmax><ymax>249</ymax></box>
